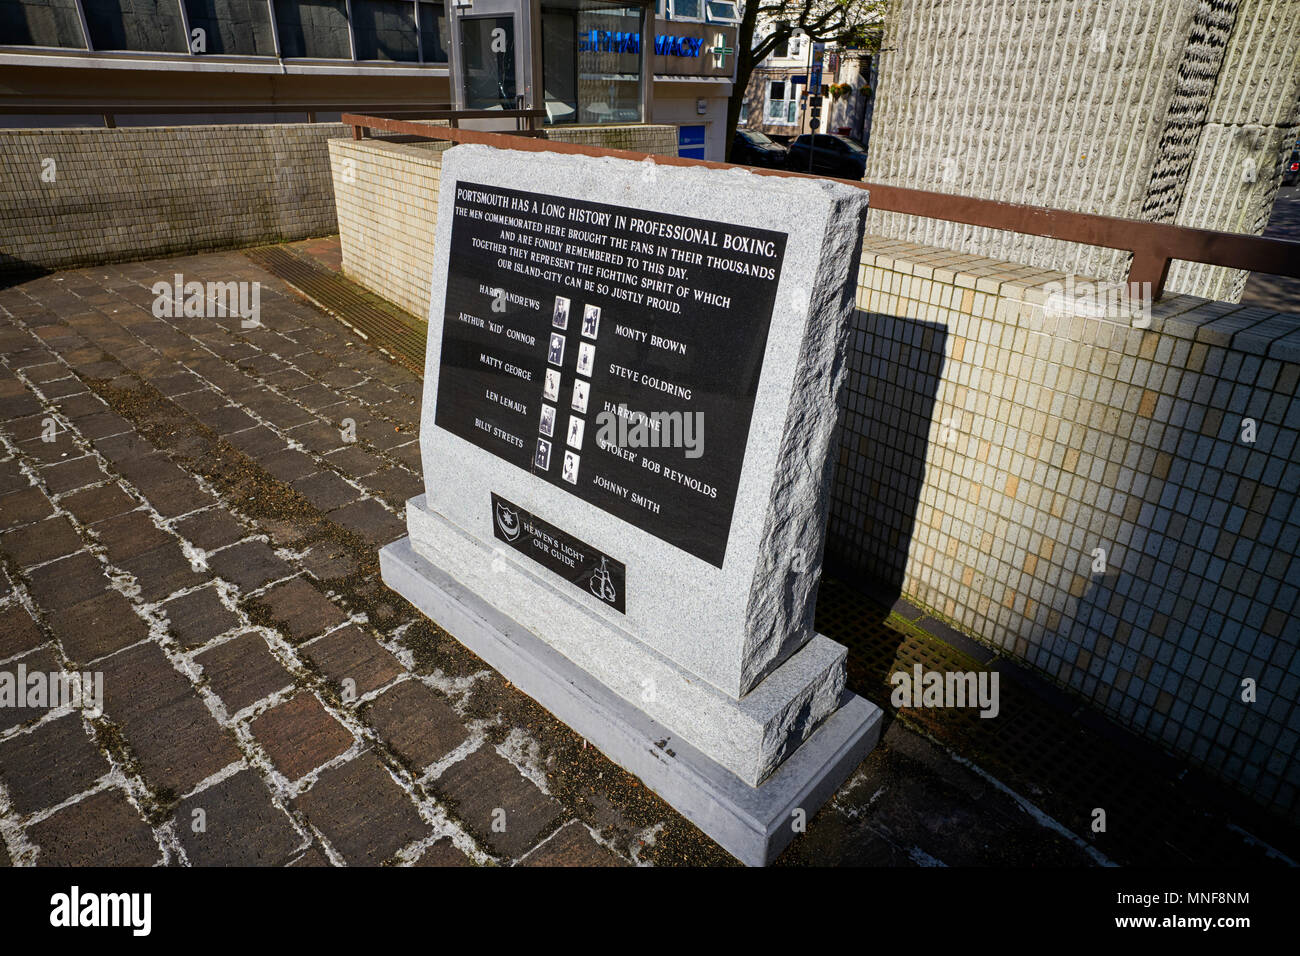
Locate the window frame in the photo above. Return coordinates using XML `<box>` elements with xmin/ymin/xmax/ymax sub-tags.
<box><xmin>667</xmin><ymin>0</ymin><xmax>704</xmax><ymax>23</ymax></box>
<box><xmin>763</xmin><ymin>78</ymin><xmax>797</xmax><ymax>127</ymax></box>
<box><xmin>703</xmin><ymin>0</ymin><xmax>738</xmax><ymax>24</ymax></box>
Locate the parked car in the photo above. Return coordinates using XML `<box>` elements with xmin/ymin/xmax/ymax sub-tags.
<box><xmin>730</xmin><ymin>129</ymin><xmax>788</xmax><ymax>169</ymax></box>
<box><xmin>784</xmin><ymin>134</ymin><xmax>868</xmax><ymax>179</ymax></box>
<box><xmin>1283</xmin><ymin>147</ymin><xmax>1300</xmax><ymax>186</ymax></box>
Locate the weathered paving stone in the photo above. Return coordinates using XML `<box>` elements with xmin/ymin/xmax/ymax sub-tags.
<box><xmin>90</xmin><ymin>509</ymin><xmax>171</xmax><ymax>560</ymax></box>
<box><xmin>171</xmin><ymin>388</ymin><xmax>225</xmax><ymax>416</ymax></box>
<box><xmin>363</xmin><ymin>680</ymin><xmax>468</xmax><ymax>772</ymax></box>
<box><xmin>16</xmin><ymin>435</ymin><xmax>75</xmax><ymax>465</ymax></box>
<box><xmin>59</xmin><ymin>482</ymin><xmax>137</xmax><ymax>524</ymax></box>
<box><xmin>175</xmin><ymin>770</ymin><xmax>304</xmax><ymax>866</ymax></box>
<box><xmin>195</xmin><ymin>404</ymin><xmax>258</xmax><ymax>436</ymax></box>
<box><xmin>291</xmin><ymin>470</ymin><xmax>358</xmax><ymax>512</ymax></box>
<box><xmin>412</xmin><ymin>838</ymin><xmax>472</xmax><ymax>866</ymax></box>
<box><xmin>367</xmin><ymin>466</ymin><xmax>424</xmax><ymax>506</ymax></box>
<box><xmin>298</xmin><ymin>543</ymin><xmax>361</xmax><ymax>581</ymax></box>
<box><xmin>208</xmin><ymin>539</ymin><xmax>293</xmax><ymax>591</ymax></box>
<box><xmin>92</xmin><ymin>430</ymin><xmax>156</xmax><ymax>465</ymax></box>
<box><xmin>517</xmin><ymin>822</ymin><xmax>626</xmax><ymax>867</ymax></box>
<box><xmin>285</xmin><ymin>421</ymin><xmax>346</xmax><ymax>455</ymax></box>
<box><xmin>0</xmin><ymin>714</ymin><xmax>110</xmax><ymax>815</ymax></box>
<box><xmin>174</xmin><ymin>509</ymin><xmax>246</xmax><ymax>551</ymax></box>
<box><xmin>152</xmin><ymin>371</ymin><xmax>203</xmax><ymax>396</ymax></box>
<box><xmin>38</xmin><ymin>456</ymin><xmax>104</xmax><ymax>495</ymax></box>
<box><xmin>0</xmin><ymin>605</ymin><xmax>45</xmax><ymax>659</ymax></box>
<box><xmin>250</xmin><ymin>692</ymin><xmax>353</xmax><ymax>780</ymax></box>
<box><xmin>114</xmin><ymin>452</ymin><xmax>191</xmax><ymax>491</ymax></box>
<box><xmin>22</xmin><ymin>552</ymin><xmax>107</xmax><ymax>613</ymax></box>
<box><xmin>287</xmin><ymin>846</ymin><xmax>332</xmax><ymax>866</ymax></box>
<box><xmin>0</xmin><ymin>514</ymin><xmax>82</xmax><ymax>567</ymax></box>
<box><xmin>0</xmin><ymin>488</ymin><xmax>53</xmax><ymax>531</ymax></box>
<box><xmin>258</xmin><ymin>448</ymin><xmax>318</xmax><ymax>482</ymax></box>
<box><xmin>29</xmin><ymin>789</ymin><xmax>160</xmax><ymax>866</ymax></box>
<box><xmin>434</xmin><ymin>748</ymin><xmax>563</xmax><ymax>860</ymax></box>
<box><xmin>48</xmin><ymin>589</ymin><xmax>149</xmax><ymax>664</ymax></box>
<box><xmin>98</xmin><ymin>642</ymin><xmax>241</xmax><ymax>794</ymax></box>
<box><xmin>0</xmin><ymin>458</ymin><xmax>28</xmax><ymax>495</ymax></box>
<box><xmin>74</xmin><ymin>411</ymin><xmax>131</xmax><ymax>441</ymax></box>
<box><xmin>135</xmin><ymin>478</ymin><xmax>213</xmax><ymax>519</ymax></box>
<box><xmin>160</xmin><ymin>586</ymin><xmax>239</xmax><ymax>648</ymax></box>
<box><xmin>195</xmin><ymin>632</ymin><xmax>292</xmax><ymax>714</ymax></box>
<box><xmin>253</xmin><ymin>576</ymin><xmax>348</xmax><ymax>644</ymax></box>
<box><xmin>37</xmin><ymin>377</ymin><xmax>86</xmax><ymax>400</ymax></box>
<box><xmin>323</xmin><ymin>445</ymin><xmax>383</xmax><ymax>478</ymax></box>
<box><xmin>225</xmin><ymin>425</ymin><xmax>289</xmax><ymax>458</ymax></box>
<box><xmin>117</xmin><ymin>543</ymin><xmax>207</xmax><ymax>602</ymax></box>
<box><xmin>328</xmin><ymin>498</ymin><xmax>404</xmax><ymax>546</ymax></box>
<box><xmin>54</xmin><ymin>391</ymin><xmax>107</xmax><ymax>420</ymax></box>
<box><xmin>0</xmin><ymin>393</ymin><xmax>42</xmax><ymax>422</ymax></box>
<box><xmin>294</xmin><ymin>751</ymin><xmax>428</xmax><ymax>865</ymax></box>
<box><xmin>301</xmin><ymin>623</ymin><xmax>404</xmax><ymax>698</ymax></box>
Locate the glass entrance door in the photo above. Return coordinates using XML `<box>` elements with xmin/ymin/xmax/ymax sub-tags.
<box><xmin>459</xmin><ymin>15</ymin><xmax>518</xmax><ymax>110</ymax></box>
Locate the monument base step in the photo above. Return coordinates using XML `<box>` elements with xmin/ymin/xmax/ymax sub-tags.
<box><xmin>380</xmin><ymin>535</ymin><xmax>883</xmax><ymax>866</ymax></box>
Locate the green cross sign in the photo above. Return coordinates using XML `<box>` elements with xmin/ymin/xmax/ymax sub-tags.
<box><xmin>710</xmin><ymin>33</ymin><xmax>734</xmax><ymax>69</ymax></box>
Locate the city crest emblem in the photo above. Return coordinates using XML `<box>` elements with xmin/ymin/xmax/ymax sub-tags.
<box><xmin>494</xmin><ymin>501</ymin><xmax>521</xmax><ymax>541</ymax></box>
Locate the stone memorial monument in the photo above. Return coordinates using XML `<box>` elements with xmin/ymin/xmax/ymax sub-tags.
<box><xmin>381</xmin><ymin>143</ymin><xmax>882</xmax><ymax>865</ymax></box>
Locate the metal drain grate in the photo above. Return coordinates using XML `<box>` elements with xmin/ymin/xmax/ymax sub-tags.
<box><xmin>245</xmin><ymin>245</ymin><xmax>427</xmax><ymax>374</ymax></box>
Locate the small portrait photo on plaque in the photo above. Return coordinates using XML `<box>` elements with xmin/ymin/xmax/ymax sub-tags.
<box><xmin>581</xmin><ymin>304</ymin><xmax>600</xmax><ymax>339</ymax></box>
<box><xmin>548</xmin><ymin>332</ymin><xmax>566</xmax><ymax>367</ymax></box>
<box><xmin>576</xmin><ymin>342</ymin><xmax>595</xmax><ymax>377</ymax></box>
<box><xmin>552</xmin><ymin>296</ymin><xmax>570</xmax><ymax>329</ymax></box>
<box><xmin>534</xmin><ymin>438</ymin><xmax>552</xmax><ymax>471</ymax></box>
<box><xmin>539</xmin><ymin>403</ymin><xmax>556</xmax><ymax>438</ymax></box>
<box><xmin>562</xmin><ymin>450</ymin><xmax>580</xmax><ymax>485</ymax></box>
<box><xmin>571</xmin><ymin>379</ymin><xmax>590</xmax><ymax>414</ymax></box>
<box><xmin>567</xmin><ymin>415</ymin><xmax>584</xmax><ymax>450</ymax></box>
<box><xmin>543</xmin><ymin>368</ymin><xmax>561</xmax><ymax>402</ymax></box>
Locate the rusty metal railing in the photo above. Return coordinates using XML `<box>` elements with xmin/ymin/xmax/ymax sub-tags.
<box><xmin>347</xmin><ymin>109</ymin><xmax>548</xmax><ymax>140</ymax></box>
<box><xmin>341</xmin><ymin>113</ymin><xmax>1300</xmax><ymax>301</ymax></box>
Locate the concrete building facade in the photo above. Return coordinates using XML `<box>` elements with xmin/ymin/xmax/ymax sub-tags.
<box><xmin>862</xmin><ymin>0</ymin><xmax>1300</xmax><ymax>301</ymax></box>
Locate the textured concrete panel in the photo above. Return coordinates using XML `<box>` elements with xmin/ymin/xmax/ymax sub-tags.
<box><xmin>863</xmin><ymin>0</ymin><xmax>1300</xmax><ymax>301</ymax></box>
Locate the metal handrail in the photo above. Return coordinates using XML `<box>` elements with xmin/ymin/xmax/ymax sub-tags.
<box><xmin>341</xmin><ymin>112</ymin><xmax>1300</xmax><ymax>301</ymax></box>
<box><xmin>347</xmin><ymin>109</ymin><xmax>549</xmax><ymax>139</ymax></box>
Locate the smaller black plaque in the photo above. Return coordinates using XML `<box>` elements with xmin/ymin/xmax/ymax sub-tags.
<box><xmin>490</xmin><ymin>493</ymin><xmax>626</xmax><ymax>614</ymax></box>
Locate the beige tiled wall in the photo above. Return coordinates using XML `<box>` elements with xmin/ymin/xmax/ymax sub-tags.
<box><xmin>0</xmin><ymin>124</ymin><xmax>343</xmax><ymax>277</ymax></box>
<box><xmin>831</xmin><ymin>236</ymin><xmax>1300</xmax><ymax>822</ymax></box>
<box><xmin>329</xmin><ymin>138</ymin><xmax>449</xmax><ymax>320</ymax></box>
<box><xmin>328</xmin><ymin>126</ymin><xmax>679</xmax><ymax>320</ymax></box>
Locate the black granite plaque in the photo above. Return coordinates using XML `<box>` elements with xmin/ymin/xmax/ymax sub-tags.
<box><xmin>491</xmin><ymin>493</ymin><xmax>626</xmax><ymax>613</ymax></box>
<box><xmin>436</xmin><ymin>181</ymin><xmax>787</xmax><ymax>568</ymax></box>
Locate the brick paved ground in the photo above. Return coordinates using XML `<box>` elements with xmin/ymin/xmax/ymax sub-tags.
<box><xmin>0</xmin><ymin>249</ymin><xmax>1288</xmax><ymax>867</ymax></box>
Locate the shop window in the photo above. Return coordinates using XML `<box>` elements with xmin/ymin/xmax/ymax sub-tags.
<box><xmin>541</xmin><ymin>0</ymin><xmax>644</xmax><ymax>126</ymax></box>
<box><xmin>353</xmin><ymin>0</ymin><xmax>418</xmax><ymax>60</ymax></box>
<box><xmin>417</xmin><ymin>1</ymin><xmax>448</xmax><ymax>62</ymax></box>
<box><xmin>1</xmin><ymin>0</ymin><xmax>87</xmax><ymax>48</ymax></box>
<box><xmin>183</xmin><ymin>0</ymin><xmax>276</xmax><ymax>55</ymax></box>
<box><xmin>82</xmin><ymin>0</ymin><xmax>187</xmax><ymax>52</ymax></box>
<box><xmin>273</xmin><ymin>0</ymin><xmax>352</xmax><ymax>58</ymax></box>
